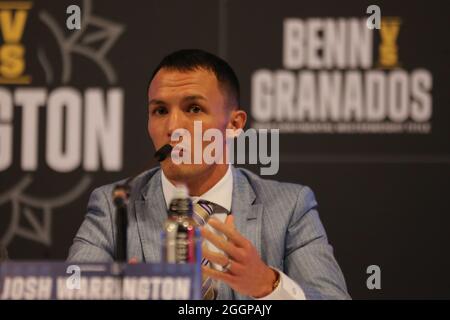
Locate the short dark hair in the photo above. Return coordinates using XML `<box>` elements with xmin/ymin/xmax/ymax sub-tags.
<box><xmin>149</xmin><ymin>49</ymin><xmax>240</xmax><ymax>108</ymax></box>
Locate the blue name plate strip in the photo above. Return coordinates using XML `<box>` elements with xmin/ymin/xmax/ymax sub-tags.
<box><xmin>0</xmin><ymin>262</ymin><xmax>201</xmax><ymax>300</ymax></box>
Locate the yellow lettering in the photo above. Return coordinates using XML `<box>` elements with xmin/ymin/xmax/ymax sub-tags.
<box><xmin>0</xmin><ymin>44</ymin><xmax>24</xmax><ymax>78</ymax></box>
<box><xmin>0</xmin><ymin>10</ymin><xmax>28</xmax><ymax>43</ymax></box>
<box><xmin>378</xmin><ymin>18</ymin><xmax>401</xmax><ymax>68</ymax></box>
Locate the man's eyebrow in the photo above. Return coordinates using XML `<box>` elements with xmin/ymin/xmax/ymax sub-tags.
<box><xmin>148</xmin><ymin>95</ymin><xmax>207</xmax><ymax>105</ymax></box>
<box><xmin>148</xmin><ymin>99</ymin><xmax>166</xmax><ymax>106</ymax></box>
<box><xmin>182</xmin><ymin>95</ymin><xmax>207</xmax><ymax>102</ymax></box>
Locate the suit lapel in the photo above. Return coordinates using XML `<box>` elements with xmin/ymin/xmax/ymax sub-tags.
<box><xmin>231</xmin><ymin>167</ymin><xmax>263</xmax><ymax>257</ymax></box>
<box><xmin>134</xmin><ymin>170</ymin><xmax>168</xmax><ymax>263</ymax></box>
<box><xmin>217</xmin><ymin>167</ymin><xmax>264</xmax><ymax>300</ymax></box>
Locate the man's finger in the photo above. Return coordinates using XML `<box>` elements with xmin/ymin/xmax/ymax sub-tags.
<box><xmin>202</xmin><ymin>247</ymin><xmax>229</xmax><ymax>267</ymax></box>
<box><xmin>208</xmin><ymin>218</ymin><xmax>248</xmax><ymax>247</ymax></box>
<box><xmin>202</xmin><ymin>265</ymin><xmax>234</xmax><ymax>284</ymax></box>
<box><xmin>202</xmin><ymin>247</ymin><xmax>245</xmax><ymax>275</ymax></box>
<box><xmin>225</xmin><ymin>214</ymin><xmax>235</xmax><ymax>229</ymax></box>
<box><xmin>200</xmin><ymin>227</ymin><xmax>243</xmax><ymax>260</ymax></box>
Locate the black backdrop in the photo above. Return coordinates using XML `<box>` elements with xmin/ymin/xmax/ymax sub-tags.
<box><xmin>0</xmin><ymin>0</ymin><xmax>449</xmax><ymax>299</ymax></box>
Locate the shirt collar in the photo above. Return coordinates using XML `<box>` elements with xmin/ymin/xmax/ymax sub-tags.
<box><xmin>161</xmin><ymin>165</ymin><xmax>233</xmax><ymax>212</ymax></box>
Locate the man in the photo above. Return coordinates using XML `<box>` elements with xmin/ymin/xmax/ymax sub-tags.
<box><xmin>68</xmin><ymin>49</ymin><xmax>350</xmax><ymax>300</ymax></box>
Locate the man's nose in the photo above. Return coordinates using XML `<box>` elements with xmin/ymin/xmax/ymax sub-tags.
<box><xmin>167</xmin><ymin>108</ymin><xmax>185</xmax><ymax>138</ymax></box>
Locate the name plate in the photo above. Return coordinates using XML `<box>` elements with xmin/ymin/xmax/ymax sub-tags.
<box><xmin>0</xmin><ymin>262</ymin><xmax>201</xmax><ymax>300</ymax></box>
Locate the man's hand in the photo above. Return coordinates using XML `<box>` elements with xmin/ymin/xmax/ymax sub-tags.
<box><xmin>200</xmin><ymin>215</ymin><xmax>278</xmax><ymax>298</ymax></box>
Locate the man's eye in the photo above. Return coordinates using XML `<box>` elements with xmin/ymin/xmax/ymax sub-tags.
<box><xmin>153</xmin><ymin>106</ymin><xmax>168</xmax><ymax>115</ymax></box>
<box><xmin>188</xmin><ymin>105</ymin><xmax>202</xmax><ymax>113</ymax></box>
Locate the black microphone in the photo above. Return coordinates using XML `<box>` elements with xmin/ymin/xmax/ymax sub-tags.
<box><xmin>112</xmin><ymin>144</ymin><xmax>173</xmax><ymax>262</ymax></box>
<box><xmin>154</xmin><ymin>144</ymin><xmax>173</xmax><ymax>162</ymax></box>
<box><xmin>113</xmin><ymin>186</ymin><xmax>129</xmax><ymax>262</ymax></box>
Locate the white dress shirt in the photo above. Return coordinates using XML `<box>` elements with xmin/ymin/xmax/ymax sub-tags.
<box><xmin>161</xmin><ymin>166</ymin><xmax>306</xmax><ymax>300</ymax></box>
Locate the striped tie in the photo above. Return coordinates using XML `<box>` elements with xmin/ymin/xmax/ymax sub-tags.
<box><xmin>193</xmin><ymin>199</ymin><xmax>230</xmax><ymax>300</ymax></box>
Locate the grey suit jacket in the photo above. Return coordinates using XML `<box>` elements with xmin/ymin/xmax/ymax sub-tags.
<box><xmin>68</xmin><ymin>166</ymin><xmax>350</xmax><ymax>300</ymax></box>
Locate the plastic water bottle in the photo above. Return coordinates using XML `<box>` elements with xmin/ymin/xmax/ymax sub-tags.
<box><xmin>161</xmin><ymin>184</ymin><xmax>199</xmax><ymax>263</ymax></box>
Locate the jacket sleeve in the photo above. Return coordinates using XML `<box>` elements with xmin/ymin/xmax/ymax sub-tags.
<box><xmin>67</xmin><ymin>187</ymin><xmax>115</xmax><ymax>263</ymax></box>
<box><xmin>284</xmin><ymin>185</ymin><xmax>351</xmax><ymax>299</ymax></box>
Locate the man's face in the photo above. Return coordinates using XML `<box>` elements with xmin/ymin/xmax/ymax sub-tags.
<box><xmin>147</xmin><ymin>68</ymin><xmax>231</xmax><ymax>182</ymax></box>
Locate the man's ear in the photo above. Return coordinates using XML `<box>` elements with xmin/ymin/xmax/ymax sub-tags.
<box><xmin>227</xmin><ymin>109</ymin><xmax>247</xmax><ymax>132</ymax></box>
